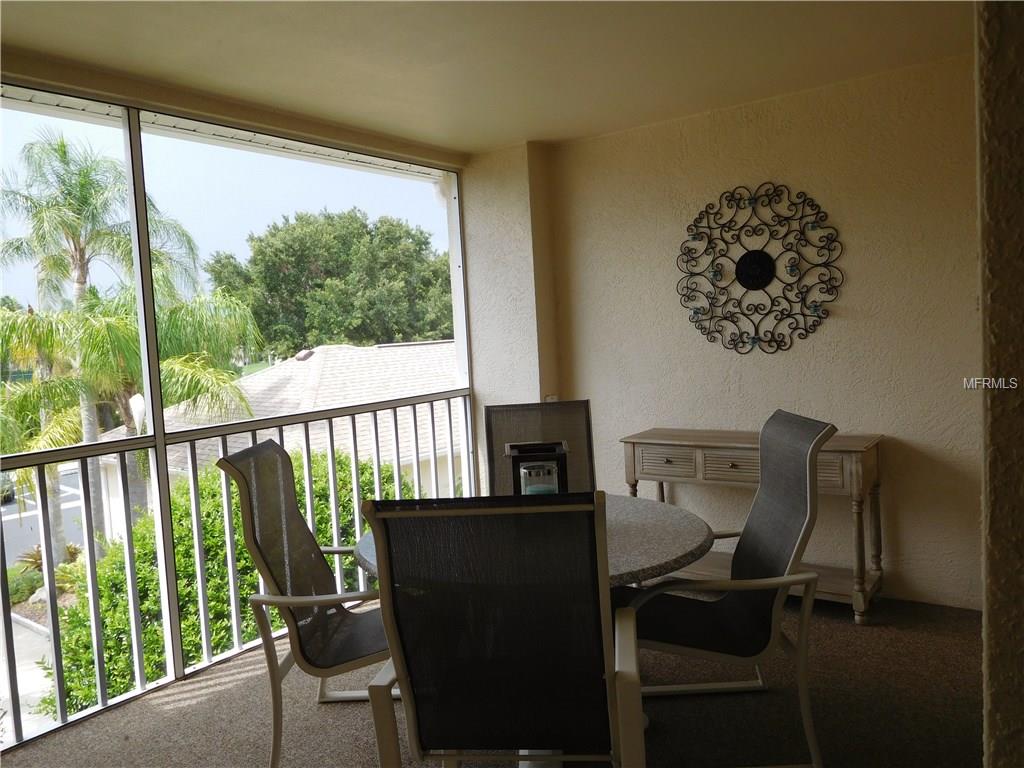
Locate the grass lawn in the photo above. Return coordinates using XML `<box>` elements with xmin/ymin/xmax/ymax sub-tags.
<box><xmin>241</xmin><ymin>360</ymin><xmax>271</xmax><ymax>376</ymax></box>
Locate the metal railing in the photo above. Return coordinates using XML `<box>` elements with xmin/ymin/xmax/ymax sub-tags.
<box><xmin>0</xmin><ymin>387</ymin><xmax>474</xmax><ymax>748</ymax></box>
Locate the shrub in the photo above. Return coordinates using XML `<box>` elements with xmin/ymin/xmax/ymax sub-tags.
<box><xmin>64</xmin><ymin>543</ymin><xmax>82</xmax><ymax>563</ymax></box>
<box><xmin>38</xmin><ymin>449</ymin><xmax>411</xmax><ymax>716</ymax></box>
<box><xmin>6</xmin><ymin>566</ymin><xmax>43</xmax><ymax>604</ymax></box>
<box><xmin>16</xmin><ymin>545</ymin><xmax>42</xmax><ymax>573</ymax></box>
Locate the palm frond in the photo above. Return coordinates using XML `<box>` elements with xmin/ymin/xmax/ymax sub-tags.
<box><xmin>0</xmin><ymin>307</ymin><xmax>72</xmax><ymax>364</ymax></box>
<box><xmin>74</xmin><ymin>299</ymin><xmax>143</xmax><ymax>395</ymax></box>
<box><xmin>1</xmin><ymin>376</ymin><xmax>85</xmax><ymax>428</ymax></box>
<box><xmin>36</xmin><ymin>250</ymin><xmax>73</xmax><ymax>306</ymax></box>
<box><xmin>0</xmin><ymin>236</ymin><xmax>36</xmax><ymax>268</ymax></box>
<box><xmin>0</xmin><ymin>183</ymin><xmax>39</xmax><ymax>222</ymax></box>
<box><xmin>0</xmin><ymin>404</ymin><xmax>27</xmax><ymax>456</ymax></box>
<box><xmin>148</xmin><ymin>204</ymin><xmax>200</xmax><ymax>297</ymax></box>
<box><xmin>84</xmin><ymin>224</ymin><xmax>135</xmax><ymax>277</ymax></box>
<box><xmin>157</xmin><ymin>291</ymin><xmax>263</xmax><ymax>365</ymax></box>
<box><xmin>20</xmin><ymin>406</ymin><xmax>83</xmax><ymax>454</ymax></box>
<box><xmin>159</xmin><ymin>354</ymin><xmax>252</xmax><ymax>421</ymax></box>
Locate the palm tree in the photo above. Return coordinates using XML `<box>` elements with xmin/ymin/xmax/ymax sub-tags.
<box><xmin>1</xmin><ymin>289</ymin><xmax>261</xmax><ymax>542</ymax></box>
<box><xmin>1</xmin><ymin>130</ymin><xmax>199</xmax><ymax>529</ymax></box>
<box><xmin>1</xmin><ymin>131</ymin><xmax>261</xmax><ymax>552</ymax></box>
<box><xmin>1</xmin><ymin>129</ymin><xmax>198</xmax><ymax>305</ymax></box>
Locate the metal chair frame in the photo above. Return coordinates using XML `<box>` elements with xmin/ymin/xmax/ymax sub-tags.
<box><xmin>365</xmin><ymin>492</ymin><xmax>646</xmax><ymax>767</ymax></box>
<box><xmin>629</xmin><ymin>411</ymin><xmax>836</xmax><ymax>768</ymax></box>
<box><xmin>218</xmin><ymin>442</ymin><xmax>394</xmax><ymax>768</ymax></box>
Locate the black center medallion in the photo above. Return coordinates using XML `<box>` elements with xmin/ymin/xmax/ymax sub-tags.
<box><xmin>735</xmin><ymin>249</ymin><xmax>775</xmax><ymax>291</ymax></box>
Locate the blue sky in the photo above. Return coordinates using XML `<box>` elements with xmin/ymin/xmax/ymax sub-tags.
<box><xmin>1</xmin><ymin>103</ymin><xmax>450</xmax><ymax>308</ymax></box>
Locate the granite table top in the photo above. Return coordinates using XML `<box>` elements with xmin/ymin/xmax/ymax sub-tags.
<box><xmin>354</xmin><ymin>493</ymin><xmax>713</xmax><ymax>588</ymax></box>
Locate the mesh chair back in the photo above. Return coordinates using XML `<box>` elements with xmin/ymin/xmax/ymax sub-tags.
<box><xmin>728</xmin><ymin>410</ymin><xmax>836</xmax><ymax>643</ymax></box>
<box><xmin>484</xmin><ymin>400</ymin><xmax>596</xmax><ymax>495</ymax></box>
<box><xmin>218</xmin><ymin>440</ymin><xmax>347</xmax><ymax>668</ymax></box>
<box><xmin>368</xmin><ymin>493</ymin><xmax>613</xmax><ymax>756</ymax></box>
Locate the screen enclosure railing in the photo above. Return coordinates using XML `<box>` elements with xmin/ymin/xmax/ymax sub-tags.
<box><xmin>0</xmin><ymin>388</ymin><xmax>475</xmax><ymax>748</ymax></box>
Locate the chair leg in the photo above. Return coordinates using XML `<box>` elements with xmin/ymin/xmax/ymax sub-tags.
<box><xmin>369</xmin><ymin>661</ymin><xmax>402</xmax><ymax>768</ymax></box>
<box><xmin>796</xmin><ymin>651</ymin><xmax>822</xmax><ymax>768</ymax></box>
<box><xmin>795</xmin><ymin>583</ymin><xmax>823</xmax><ymax>768</ymax></box>
<box><xmin>254</xmin><ymin>603</ymin><xmax>290</xmax><ymax>768</ymax></box>
<box><xmin>269</xmin><ymin>667</ymin><xmax>284</xmax><ymax>768</ymax></box>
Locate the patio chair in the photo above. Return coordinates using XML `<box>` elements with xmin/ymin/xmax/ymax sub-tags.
<box><xmin>612</xmin><ymin>409</ymin><xmax>836</xmax><ymax>768</ymax></box>
<box><xmin>484</xmin><ymin>399</ymin><xmax>596</xmax><ymax>495</ymax></box>
<box><xmin>364</xmin><ymin>491</ymin><xmax>646</xmax><ymax>767</ymax></box>
<box><xmin>217</xmin><ymin>440</ymin><xmax>391</xmax><ymax>768</ymax></box>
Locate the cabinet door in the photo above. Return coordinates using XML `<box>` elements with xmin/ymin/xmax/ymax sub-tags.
<box><xmin>816</xmin><ymin>453</ymin><xmax>848</xmax><ymax>492</ymax></box>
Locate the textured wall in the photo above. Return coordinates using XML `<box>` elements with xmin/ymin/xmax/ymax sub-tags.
<box><xmin>549</xmin><ymin>56</ymin><xmax>983</xmax><ymax>608</ymax></box>
<box><xmin>461</xmin><ymin>145</ymin><xmax>545</xmax><ymax>491</ymax></box>
<box><xmin>977</xmin><ymin>3</ymin><xmax>1024</xmax><ymax>765</ymax></box>
<box><xmin>526</xmin><ymin>142</ymin><xmax>562</xmax><ymax>400</ymax></box>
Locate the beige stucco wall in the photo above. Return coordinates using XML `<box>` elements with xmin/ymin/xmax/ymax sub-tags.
<box><xmin>461</xmin><ymin>145</ymin><xmax>545</xmax><ymax>491</ymax></box>
<box><xmin>977</xmin><ymin>3</ymin><xmax>1024</xmax><ymax>764</ymax></box>
<box><xmin>548</xmin><ymin>55</ymin><xmax>982</xmax><ymax>608</ymax></box>
<box><xmin>526</xmin><ymin>142</ymin><xmax>561</xmax><ymax>401</ymax></box>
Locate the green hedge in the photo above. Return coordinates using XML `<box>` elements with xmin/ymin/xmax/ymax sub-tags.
<box><xmin>39</xmin><ymin>450</ymin><xmax>409</xmax><ymax>717</ymax></box>
<box><xmin>5</xmin><ymin>566</ymin><xmax>43</xmax><ymax>604</ymax></box>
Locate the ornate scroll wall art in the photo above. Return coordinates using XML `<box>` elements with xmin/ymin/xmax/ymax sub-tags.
<box><xmin>676</xmin><ymin>182</ymin><xmax>844</xmax><ymax>354</ymax></box>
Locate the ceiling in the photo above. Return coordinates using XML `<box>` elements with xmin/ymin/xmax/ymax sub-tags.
<box><xmin>1</xmin><ymin>2</ymin><xmax>973</xmax><ymax>154</ymax></box>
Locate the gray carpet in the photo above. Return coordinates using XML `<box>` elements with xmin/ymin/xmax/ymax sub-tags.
<box><xmin>1</xmin><ymin>598</ymin><xmax>981</xmax><ymax>768</ymax></box>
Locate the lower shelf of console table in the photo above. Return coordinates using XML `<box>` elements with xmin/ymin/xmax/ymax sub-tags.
<box><xmin>622</xmin><ymin>427</ymin><xmax>884</xmax><ymax>624</ymax></box>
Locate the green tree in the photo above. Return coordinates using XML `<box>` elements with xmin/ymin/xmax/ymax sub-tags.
<box><xmin>1</xmin><ymin>132</ymin><xmax>261</xmax><ymax>546</ymax></box>
<box><xmin>304</xmin><ymin>216</ymin><xmax>453</xmax><ymax>346</ymax></box>
<box><xmin>1</xmin><ymin>288</ymin><xmax>261</xmax><ymax>522</ymax></box>
<box><xmin>0</xmin><ymin>131</ymin><xmax>199</xmax><ymax>543</ymax></box>
<box><xmin>214</xmin><ymin>208</ymin><xmax>452</xmax><ymax>357</ymax></box>
<box><xmin>204</xmin><ymin>250</ymin><xmax>253</xmax><ymax>307</ymax></box>
<box><xmin>0</xmin><ymin>297</ymin><xmax>29</xmax><ymax>384</ymax></box>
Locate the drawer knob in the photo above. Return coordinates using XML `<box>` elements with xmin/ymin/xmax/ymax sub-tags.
<box><xmin>728</xmin><ymin>462</ymin><xmax>738</xmax><ymax>469</ymax></box>
<box><xmin>663</xmin><ymin>458</ymin><xmax>673</xmax><ymax>464</ymax></box>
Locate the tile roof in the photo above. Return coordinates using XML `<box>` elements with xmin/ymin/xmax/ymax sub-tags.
<box><xmin>101</xmin><ymin>341</ymin><xmax>467</xmax><ymax>483</ymax></box>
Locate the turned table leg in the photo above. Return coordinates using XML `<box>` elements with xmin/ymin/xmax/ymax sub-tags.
<box><xmin>852</xmin><ymin>493</ymin><xmax>868</xmax><ymax>624</ymax></box>
<box><xmin>869</xmin><ymin>482</ymin><xmax>883</xmax><ymax>575</ymax></box>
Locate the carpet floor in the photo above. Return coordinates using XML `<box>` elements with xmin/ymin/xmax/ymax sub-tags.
<box><xmin>1</xmin><ymin>597</ymin><xmax>981</xmax><ymax>768</ymax></box>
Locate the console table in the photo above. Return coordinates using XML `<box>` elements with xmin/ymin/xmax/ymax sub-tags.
<box><xmin>622</xmin><ymin>428</ymin><xmax>883</xmax><ymax>624</ymax></box>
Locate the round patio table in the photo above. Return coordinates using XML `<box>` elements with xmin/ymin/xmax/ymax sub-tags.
<box><xmin>354</xmin><ymin>493</ymin><xmax>713</xmax><ymax>586</ymax></box>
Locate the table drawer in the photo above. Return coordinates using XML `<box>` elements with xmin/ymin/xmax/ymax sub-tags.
<box><xmin>638</xmin><ymin>445</ymin><xmax>697</xmax><ymax>479</ymax></box>
<box><xmin>703</xmin><ymin>449</ymin><xmax>759</xmax><ymax>484</ymax></box>
<box><xmin>817</xmin><ymin>453</ymin><xmax>847</xmax><ymax>491</ymax></box>
<box><xmin>702</xmin><ymin>449</ymin><xmax>847</xmax><ymax>490</ymax></box>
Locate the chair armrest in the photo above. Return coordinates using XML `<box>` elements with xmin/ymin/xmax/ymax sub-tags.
<box><xmin>250</xmin><ymin>589</ymin><xmax>379</xmax><ymax>609</ymax></box>
<box><xmin>712</xmin><ymin>530</ymin><xmax>742</xmax><ymax>540</ymax></box>
<box><xmin>369</xmin><ymin>658</ymin><xmax>398</xmax><ymax>691</ymax></box>
<box><xmin>321</xmin><ymin>546</ymin><xmax>356</xmax><ymax>555</ymax></box>
<box><xmin>630</xmin><ymin>572</ymin><xmax>818</xmax><ymax>610</ymax></box>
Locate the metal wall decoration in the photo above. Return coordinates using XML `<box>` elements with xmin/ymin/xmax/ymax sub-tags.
<box><xmin>676</xmin><ymin>182</ymin><xmax>844</xmax><ymax>353</ymax></box>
